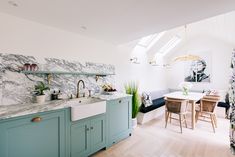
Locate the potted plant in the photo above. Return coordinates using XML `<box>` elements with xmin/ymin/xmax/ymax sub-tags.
<box><xmin>34</xmin><ymin>81</ymin><xmax>50</xmax><ymax>104</ymax></box>
<box><xmin>178</xmin><ymin>82</ymin><xmax>193</xmax><ymax>95</ymax></box>
<box><xmin>125</xmin><ymin>81</ymin><xmax>140</xmax><ymax>128</ymax></box>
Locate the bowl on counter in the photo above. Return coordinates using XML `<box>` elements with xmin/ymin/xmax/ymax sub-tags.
<box><xmin>103</xmin><ymin>91</ymin><xmax>117</xmax><ymax>95</ymax></box>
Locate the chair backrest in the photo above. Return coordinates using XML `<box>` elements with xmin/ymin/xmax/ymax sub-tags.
<box><xmin>164</xmin><ymin>98</ymin><xmax>189</xmax><ymax>113</ymax></box>
<box><xmin>200</xmin><ymin>98</ymin><xmax>219</xmax><ymax>113</ymax></box>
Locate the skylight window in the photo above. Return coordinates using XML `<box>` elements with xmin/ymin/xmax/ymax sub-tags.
<box><xmin>159</xmin><ymin>35</ymin><xmax>181</xmax><ymax>55</ymax></box>
<box><xmin>138</xmin><ymin>34</ymin><xmax>158</xmax><ymax>47</ymax></box>
<box><xmin>137</xmin><ymin>32</ymin><xmax>165</xmax><ymax>50</ymax></box>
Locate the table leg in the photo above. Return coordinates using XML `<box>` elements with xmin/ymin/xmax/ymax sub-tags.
<box><xmin>165</xmin><ymin>105</ymin><xmax>167</xmax><ymax>123</ymax></box>
<box><xmin>191</xmin><ymin>101</ymin><xmax>195</xmax><ymax>129</ymax></box>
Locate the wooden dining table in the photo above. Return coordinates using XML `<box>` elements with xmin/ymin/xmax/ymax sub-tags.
<box><xmin>164</xmin><ymin>91</ymin><xmax>205</xmax><ymax>129</ymax></box>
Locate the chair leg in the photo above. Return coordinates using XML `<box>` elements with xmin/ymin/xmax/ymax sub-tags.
<box><xmin>210</xmin><ymin>114</ymin><xmax>215</xmax><ymax>133</ymax></box>
<box><xmin>169</xmin><ymin>113</ymin><xmax>172</xmax><ymax>123</ymax></box>
<box><xmin>225</xmin><ymin>109</ymin><xmax>227</xmax><ymax>118</ymax></box>
<box><xmin>165</xmin><ymin>112</ymin><xmax>169</xmax><ymax>128</ymax></box>
<box><xmin>213</xmin><ymin>114</ymin><xmax>217</xmax><ymax>128</ymax></box>
<box><xmin>183</xmin><ymin>115</ymin><xmax>187</xmax><ymax>128</ymax></box>
<box><xmin>195</xmin><ymin>111</ymin><xmax>199</xmax><ymax>122</ymax></box>
<box><xmin>165</xmin><ymin>108</ymin><xmax>167</xmax><ymax>123</ymax></box>
<box><xmin>179</xmin><ymin>114</ymin><xmax>182</xmax><ymax>133</ymax></box>
<box><xmin>226</xmin><ymin>108</ymin><xmax>230</xmax><ymax>119</ymax></box>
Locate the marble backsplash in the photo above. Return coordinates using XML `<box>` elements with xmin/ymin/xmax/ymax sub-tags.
<box><xmin>0</xmin><ymin>53</ymin><xmax>115</xmax><ymax>106</ymax></box>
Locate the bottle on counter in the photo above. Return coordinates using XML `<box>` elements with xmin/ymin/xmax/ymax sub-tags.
<box><xmin>51</xmin><ymin>90</ymin><xmax>58</xmax><ymax>100</ymax></box>
<box><xmin>57</xmin><ymin>90</ymin><xmax>62</xmax><ymax>100</ymax></box>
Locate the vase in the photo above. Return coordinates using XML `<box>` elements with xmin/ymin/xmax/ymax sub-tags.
<box><xmin>182</xmin><ymin>88</ymin><xmax>189</xmax><ymax>95</ymax></box>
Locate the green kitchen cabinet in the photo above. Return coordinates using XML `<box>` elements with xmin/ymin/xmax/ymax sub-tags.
<box><xmin>90</xmin><ymin>115</ymin><xmax>106</xmax><ymax>153</ymax></box>
<box><xmin>71</xmin><ymin>119</ymin><xmax>90</xmax><ymax>157</ymax></box>
<box><xmin>106</xmin><ymin>97</ymin><xmax>132</xmax><ymax>147</ymax></box>
<box><xmin>0</xmin><ymin>109</ymin><xmax>67</xmax><ymax>157</ymax></box>
<box><xmin>0</xmin><ymin>96</ymin><xmax>131</xmax><ymax>157</ymax></box>
<box><xmin>70</xmin><ymin>114</ymin><xmax>106</xmax><ymax>157</ymax></box>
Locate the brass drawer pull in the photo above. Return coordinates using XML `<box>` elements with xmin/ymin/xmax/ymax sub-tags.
<box><xmin>31</xmin><ymin>117</ymin><xmax>42</xmax><ymax>122</ymax></box>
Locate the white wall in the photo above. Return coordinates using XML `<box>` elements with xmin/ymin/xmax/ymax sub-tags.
<box><xmin>164</xmin><ymin>12</ymin><xmax>235</xmax><ymax>94</ymax></box>
<box><xmin>165</xmin><ymin>35</ymin><xmax>232</xmax><ymax>93</ymax></box>
<box><xmin>1</xmin><ymin>10</ymin><xmax>234</xmax><ymax>96</ymax></box>
<box><xmin>0</xmin><ymin>12</ymin><xmax>167</xmax><ymax>93</ymax></box>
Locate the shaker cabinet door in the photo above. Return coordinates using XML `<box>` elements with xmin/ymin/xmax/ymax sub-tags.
<box><xmin>90</xmin><ymin>115</ymin><xmax>106</xmax><ymax>153</ymax></box>
<box><xmin>0</xmin><ymin>110</ymin><xmax>66</xmax><ymax>157</ymax></box>
<box><xmin>70</xmin><ymin>120</ymin><xmax>90</xmax><ymax>157</ymax></box>
<box><xmin>106</xmin><ymin>97</ymin><xmax>132</xmax><ymax>147</ymax></box>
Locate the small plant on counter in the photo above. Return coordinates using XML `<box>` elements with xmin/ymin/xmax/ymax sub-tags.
<box><xmin>34</xmin><ymin>81</ymin><xmax>50</xmax><ymax>95</ymax></box>
<box><xmin>34</xmin><ymin>81</ymin><xmax>50</xmax><ymax>104</ymax></box>
<box><xmin>125</xmin><ymin>81</ymin><xmax>140</xmax><ymax>128</ymax></box>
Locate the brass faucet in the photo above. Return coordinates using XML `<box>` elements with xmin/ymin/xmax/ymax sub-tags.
<box><xmin>77</xmin><ymin>80</ymin><xmax>85</xmax><ymax>98</ymax></box>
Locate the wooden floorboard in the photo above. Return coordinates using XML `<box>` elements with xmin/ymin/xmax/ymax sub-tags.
<box><xmin>93</xmin><ymin>114</ymin><xmax>233</xmax><ymax>157</ymax></box>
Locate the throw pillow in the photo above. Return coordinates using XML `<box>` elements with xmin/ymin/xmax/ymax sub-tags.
<box><xmin>142</xmin><ymin>92</ymin><xmax>153</xmax><ymax>107</ymax></box>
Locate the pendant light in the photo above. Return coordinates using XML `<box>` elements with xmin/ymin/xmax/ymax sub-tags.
<box><xmin>173</xmin><ymin>25</ymin><xmax>201</xmax><ymax>62</ymax></box>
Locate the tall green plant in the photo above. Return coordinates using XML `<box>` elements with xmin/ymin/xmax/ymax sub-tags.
<box><xmin>125</xmin><ymin>82</ymin><xmax>140</xmax><ymax>118</ymax></box>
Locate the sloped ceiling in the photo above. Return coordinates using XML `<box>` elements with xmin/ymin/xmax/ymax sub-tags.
<box><xmin>0</xmin><ymin>0</ymin><xmax>235</xmax><ymax>44</ymax></box>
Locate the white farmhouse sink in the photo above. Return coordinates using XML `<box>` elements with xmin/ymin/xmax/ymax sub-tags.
<box><xmin>68</xmin><ymin>97</ymin><xmax>106</xmax><ymax>121</ymax></box>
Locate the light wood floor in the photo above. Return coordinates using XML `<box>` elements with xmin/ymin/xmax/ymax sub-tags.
<box><xmin>93</xmin><ymin>113</ymin><xmax>233</xmax><ymax>157</ymax></box>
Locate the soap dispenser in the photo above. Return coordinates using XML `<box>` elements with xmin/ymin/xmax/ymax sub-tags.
<box><xmin>51</xmin><ymin>90</ymin><xmax>58</xmax><ymax>100</ymax></box>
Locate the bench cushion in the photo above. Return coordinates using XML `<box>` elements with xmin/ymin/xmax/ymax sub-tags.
<box><xmin>139</xmin><ymin>97</ymin><xmax>165</xmax><ymax>113</ymax></box>
<box><xmin>217</xmin><ymin>102</ymin><xmax>230</xmax><ymax>110</ymax></box>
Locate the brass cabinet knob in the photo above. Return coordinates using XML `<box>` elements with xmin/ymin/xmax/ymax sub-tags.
<box><xmin>119</xmin><ymin>100</ymin><xmax>122</xmax><ymax>103</ymax></box>
<box><xmin>31</xmin><ymin>117</ymin><xmax>42</xmax><ymax>122</ymax></box>
<box><xmin>90</xmin><ymin>126</ymin><xmax>94</xmax><ymax>130</ymax></box>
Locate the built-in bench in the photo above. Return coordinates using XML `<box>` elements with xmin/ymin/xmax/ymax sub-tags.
<box><xmin>137</xmin><ymin>89</ymin><xmax>229</xmax><ymax>124</ymax></box>
<box><xmin>217</xmin><ymin>101</ymin><xmax>230</xmax><ymax>118</ymax></box>
<box><xmin>137</xmin><ymin>89</ymin><xmax>169</xmax><ymax>124</ymax></box>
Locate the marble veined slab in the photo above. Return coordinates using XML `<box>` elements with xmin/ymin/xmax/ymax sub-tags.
<box><xmin>0</xmin><ymin>53</ymin><xmax>115</xmax><ymax>106</ymax></box>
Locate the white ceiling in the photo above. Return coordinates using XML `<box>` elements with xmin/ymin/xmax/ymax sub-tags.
<box><xmin>0</xmin><ymin>0</ymin><xmax>235</xmax><ymax>44</ymax></box>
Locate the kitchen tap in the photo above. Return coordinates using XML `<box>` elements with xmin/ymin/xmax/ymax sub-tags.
<box><xmin>77</xmin><ymin>80</ymin><xmax>85</xmax><ymax>98</ymax></box>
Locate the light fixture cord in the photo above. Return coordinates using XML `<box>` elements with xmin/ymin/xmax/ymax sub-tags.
<box><xmin>185</xmin><ymin>24</ymin><xmax>188</xmax><ymax>56</ymax></box>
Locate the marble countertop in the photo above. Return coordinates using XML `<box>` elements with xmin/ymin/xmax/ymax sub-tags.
<box><xmin>93</xmin><ymin>92</ymin><xmax>132</xmax><ymax>100</ymax></box>
<box><xmin>0</xmin><ymin>93</ymin><xmax>131</xmax><ymax>120</ymax></box>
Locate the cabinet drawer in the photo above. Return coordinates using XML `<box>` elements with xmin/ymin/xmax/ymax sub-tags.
<box><xmin>109</xmin><ymin>97</ymin><xmax>129</xmax><ymax>105</ymax></box>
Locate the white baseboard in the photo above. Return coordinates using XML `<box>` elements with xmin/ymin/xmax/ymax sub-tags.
<box><xmin>137</xmin><ymin>106</ymin><xmax>165</xmax><ymax>125</ymax></box>
<box><xmin>216</xmin><ymin>107</ymin><xmax>226</xmax><ymax>118</ymax></box>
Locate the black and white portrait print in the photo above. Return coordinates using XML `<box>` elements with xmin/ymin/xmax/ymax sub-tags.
<box><xmin>184</xmin><ymin>53</ymin><xmax>211</xmax><ymax>83</ymax></box>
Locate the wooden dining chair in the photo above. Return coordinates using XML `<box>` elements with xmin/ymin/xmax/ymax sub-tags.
<box><xmin>195</xmin><ymin>96</ymin><xmax>220</xmax><ymax>133</ymax></box>
<box><xmin>165</xmin><ymin>98</ymin><xmax>189</xmax><ymax>133</ymax></box>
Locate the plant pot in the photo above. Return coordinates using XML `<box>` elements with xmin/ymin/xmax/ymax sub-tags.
<box><xmin>132</xmin><ymin>118</ymin><xmax>137</xmax><ymax>128</ymax></box>
<box><xmin>36</xmin><ymin>95</ymin><xmax>46</xmax><ymax>104</ymax></box>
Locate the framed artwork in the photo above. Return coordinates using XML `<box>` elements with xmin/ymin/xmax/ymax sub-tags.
<box><xmin>184</xmin><ymin>52</ymin><xmax>211</xmax><ymax>83</ymax></box>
